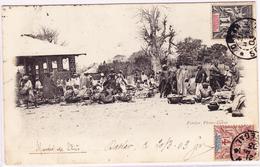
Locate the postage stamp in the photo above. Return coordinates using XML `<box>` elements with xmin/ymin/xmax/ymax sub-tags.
<box><xmin>230</xmin><ymin>130</ymin><xmax>259</xmax><ymax>161</ymax></box>
<box><xmin>212</xmin><ymin>5</ymin><xmax>253</xmax><ymax>39</ymax></box>
<box><xmin>214</xmin><ymin>125</ymin><xmax>255</xmax><ymax>160</ymax></box>
<box><xmin>226</xmin><ymin>18</ymin><xmax>257</xmax><ymax>60</ymax></box>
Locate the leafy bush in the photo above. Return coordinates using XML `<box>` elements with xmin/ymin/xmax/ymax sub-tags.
<box><xmin>97</xmin><ymin>51</ymin><xmax>153</xmax><ymax>76</ymax></box>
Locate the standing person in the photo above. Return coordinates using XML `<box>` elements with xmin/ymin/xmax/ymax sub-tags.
<box><xmin>230</xmin><ymin>62</ymin><xmax>240</xmax><ymax>86</ymax></box>
<box><xmin>35</xmin><ymin>77</ymin><xmax>43</xmax><ymax>90</ymax></box>
<box><xmin>99</xmin><ymin>73</ymin><xmax>106</xmax><ymax>86</ymax></box>
<box><xmin>16</xmin><ymin>70</ymin><xmax>22</xmax><ymax>88</ymax></box>
<box><xmin>105</xmin><ymin>69</ymin><xmax>117</xmax><ymax>94</ymax></box>
<box><xmin>209</xmin><ymin>61</ymin><xmax>222</xmax><ymax>92</ymax></box>
<box><xmin>42</xmin><ymin>73</ymin><xmax>57</xmax><ymax>100</ymax></box>
<box><xmin>56</xmin><ymin>78</ymin><xmax>64</xmax><ymax>97</ymax></box>
<box><xmin>74</xmin><ymin>74</ymin><xmax>80</xmax><ymax>88</ymax></box>
<box><xmin>159</xmin><ymin>64</ymin><xmax>168</xmax><ymax>98</ymax></box>
<box><xmin>116</xmin><ymin>72</ymin><xmax>127</xmax><ymax>93</ymax></box>
<box><xmin>66</xmin><ymin>78</ymin><xmax>72</xmax><ymax>87</ymax></box>
<box><xmin>20</xmin><ymin>75</ymin><xmax>37</xmax><ymax>108</ymax></box>
<box><xmin>133</xmin><ymin>71</ymin><xmax>139</xmax><ymax>84</ymax></box>
<box><xmin>195</xmin><ymin>65</ymin><xmax>207</xmax><ymax>96</ymax></box>
<box><xmin>70</xmin><ymin>74</ymin><xmax>79</xmax><ymax>88</ymax></box>
<box><xmin>141</xmin><ymin>71</ymin><xmax>148</xmax><ymax>84</ymax></box>
<box><xmin>79</xmin><ymin>72</ymin><xmax>87</xmax><ymax>89</ymax></box>
<box><xmin>35</xmin><ymin>76</ymin><xmax>44</xmax><ymax>103</ymax></box>
<box><xmin>85</xmin><ymin>74</ymin><xmax>93</xmax><ymax>89</ymax></box>
<box><xmin>176</xmin><ymin>65</ymin><xmax>185</xmax><ymax>95</ymax></box>
<box><xmin>182</xmin><ymin>67</ymin><xmax>189</xmax><ymax>96</ymax></box>
<box><xmin>163</xmin><ymin>70</ymin><xmax>175</xmax><ymax>97</ymax></box>
<box><xmin>149</xmin><ymin>75</ymin><xmax>156</xmax><ymax>88</ymax></box>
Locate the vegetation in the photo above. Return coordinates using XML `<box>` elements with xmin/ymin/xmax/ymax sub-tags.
<box><xmin>176</xmin><ymin>37</ymin><xmax>235</xmax><ymax>66</ymax></box>
<box><xmin>97</xmin><ymin>50</ymin><xmax>153</xmax><ymax>76</ymax></box>
<box><xmin>139</xmin><ymin>7</ymin><xmax>176</xmax><ymax>73</ymax></box>
<box><xmin>22</xmin><ymin>26</ymin><xmax>67</xmax><ymax>46</ymax></box>
<box><xmin>96</xmin><ymin>7</ymin><xmax>237</xmax><ymax>78</ymax></box>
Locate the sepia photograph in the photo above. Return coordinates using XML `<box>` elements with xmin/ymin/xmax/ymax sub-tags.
<box><xmin>1</xmin><ymin>0</ymin><xmax>259</xmax><ymax>165</ymax></box>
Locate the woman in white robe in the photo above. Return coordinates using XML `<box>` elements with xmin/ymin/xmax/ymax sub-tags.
<box><xmin>176</xmin><ymin>66</ymin><xmax>185</xmax><ymax>95</ymax></box>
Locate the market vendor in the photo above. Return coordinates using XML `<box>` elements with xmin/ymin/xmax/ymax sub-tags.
<box><xmin>195</xmin><ymin>82</ymin><xmax>213</xmax><ymax>104</ymax></box>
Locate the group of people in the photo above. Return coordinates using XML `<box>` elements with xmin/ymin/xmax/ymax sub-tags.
<box><xmin>17</xmin><ymin>73</ymin><xmax>60</xmax><ymax>108</ymax></box>
<box><xmin>157</xmin><ymin>61</ymin><xmax>243</xmax><ymax>116</ymax></box>
<box><xmin>158</xmin><ymin>62</ymin><xmax>239</xmax><ymax>98</ymax></box>
<box><xmin>17</xmin><ymin>61</ymin><xmax>242</xmax><ymax>116</ymax></box>
<box><xmin>16</xmin><ymin>68</ymin><xmax>158</xmax><ymax>108</ymax></box>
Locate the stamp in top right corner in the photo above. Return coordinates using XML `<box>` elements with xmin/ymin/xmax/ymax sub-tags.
<box><xmin>212</xmin><ymin>5</ymin><xmax>253</xmax><ymax>39</ymax></box>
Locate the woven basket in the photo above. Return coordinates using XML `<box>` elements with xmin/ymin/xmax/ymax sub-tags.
<box><xmin>207</xmin><ymin>103</ymin><xmax>219</xmax><ymax>111</ymax></box>
<box><xmin>167</xmin><ymin>95</ymin><xmax>183</xmax><ymax>104</ymax></box>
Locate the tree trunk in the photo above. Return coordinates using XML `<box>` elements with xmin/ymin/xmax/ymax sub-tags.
<box><xmin>151</xmin><ymin>56</ymin><xmax>161</xmax><ymax>74</ymax></box>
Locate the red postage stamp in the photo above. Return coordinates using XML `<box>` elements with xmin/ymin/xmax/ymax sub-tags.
<box><xmin>214</xmin><ymin>125</ymin><xmax>255</xmax><ymax>160</ymax></box>
<box><xmin>212</xmin><ymin>13</ymin><xmax>220</xmax><ymax>33</ymax></box>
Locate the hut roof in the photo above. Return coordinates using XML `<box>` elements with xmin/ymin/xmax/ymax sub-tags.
<box><xmin>16</xmin><ymin>35</ymin><xmax>86</xmax><ymax>57</ymax></box>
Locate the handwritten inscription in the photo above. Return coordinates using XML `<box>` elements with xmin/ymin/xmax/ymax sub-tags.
<box><xmin>31</xmin><ymin>136</ymin><xmax>213</xmax><ymax>161</ymax></box>
<box><xmin>105</xmin><ymin>136</ymin><xmax>214</xmax><ymax>161</ymax></box>
<box><xmin>105</xmin><ymin>140</ymin><xmax>134</xmax><ymax>151</ymax></box>
<box><xmin>31</xmin><ymin>140</ymin><xmax>85</xmax><ymax>154</ymax></box>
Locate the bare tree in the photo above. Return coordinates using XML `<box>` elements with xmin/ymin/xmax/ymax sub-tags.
<box><xmin>139</xmin><ymin>7</ymin><xmax>176</xmax><ymax>72</ymax></box>
<box><xmin>22</xmin><ymin>26</ymin><xmax>63</xmax><ymax>45</ymax></box>
<box><xmin>36</xmin><ymin>26</ymin><xmax>59</xmax><ymax>44</ymax></box>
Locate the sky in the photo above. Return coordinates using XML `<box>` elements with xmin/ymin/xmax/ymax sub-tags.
<box><xmin>3</xmin><ymin>3</ymin><xmax>232</xmax><ymax>67</ymax></box>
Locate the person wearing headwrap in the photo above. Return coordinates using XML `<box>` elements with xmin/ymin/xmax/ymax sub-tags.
<box><xmin>64</xmin><ymin>85</ymin><xmax>81</xmax><ymax>103</ymax></box>
<box><xmin>195</xmin><ymin>82</ymin><xmax>213</xmax><ymax>104</ymax></box>
<box><xmin>141</xmin><ymin>71</ymin><xmax>148</xmax><ymax>84</ymax></box>
<box><xmin>20</xmin><ymin>75</ymin><xmax>37</xmax><ymax>108</ymax></box>
<box><xmin>80</xmin><ymin>72</ymin><xmax>88</xmax><ymax>89</ymax></box>
<box><xmin>159</xmin><ymin>65</ymin><xmax>168</xmax><ymax>98</ymax></box>
<box><xmin>209</xmin><ymin>61</ymin><xmax>223</xmax><ymax>92</ymax></box>
<box><xmin>230</xmin><ymin>62</ymin><xmax>240</xmax><ymax>86</ymax></box>
<box><xmin>99</xmin><ymin>73</ymin><xmax>106</xmax><ymax>86</ymax></box>
<box><xmin>195</xmin><ymin>65</ymin><xmax>207</xmax><ymax>96</ymax></box>
<box><xmin>116</xmin><ymin>72</ymin><xmax>127</xmax><ymax>93</ymax></box>
<box><xmin>176</xmin><ymin>65</ymin><xmax>186</xmax><ymax>95</ymax></box>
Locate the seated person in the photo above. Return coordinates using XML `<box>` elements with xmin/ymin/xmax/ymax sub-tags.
<box><xmin>195</xmin><ymin>82</ymin><xmax>213</xmax><ymax>104</ymax></box>
<box><xmin>64</xmin><ymin>86</ymin><xmax>81</xmax><ymax>103</ymax></box>
<box><xmin>142</xmin><ymin>79</ymin><xmax>150</xmax><ymax>89</ymax></box>
<box><xmin>211</xmin><ymin>75</ymin><xmax>234</xmax><ymax>104</ymax></box>
<box><xmin>73</xmin><ymin>85</ymin><xmax>80</xmax><ymax>96</ymax></box>
<box><xmin>93</xmin><ymin>82</ymin><xmax>103</xmax><ymax>93</ymax></box>
<box><xmin>222</xmin><ymin>75</ymin><xmax>233</xmax><ymax>91</ymax></box>
<box><xmin>226</xmin><ymin>85</ymin><xmax>245</xmax><ymax>117</ymax></box>
<box><xmin>212</xmin><ymin>79</ymin><xmax>233</xmax><ymax>104</ymax></box>
<box><xmin>90</xmin><ymin>83</ymin><xmax>103</xmax><ymax>102</ymax></box>
<box><xmin>98</xmin><ymin>88</ymin><xmax>115</xmax><ymax>104</ymax></box>
<box><xmin>136</xmin><ymin>80</ymin><xmax>143</xmax><ymax>91</ymax></box>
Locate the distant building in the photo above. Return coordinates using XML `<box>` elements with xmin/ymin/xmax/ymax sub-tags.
<box><xmin>16</xmin><ymin>35</ymin><xmax>86</xmax><ymax>84</ymax></box>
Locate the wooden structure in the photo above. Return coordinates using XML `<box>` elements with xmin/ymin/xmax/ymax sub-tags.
<box><xmin>16</xmin><ymin>35</ymin><xmax>86</xmax><ymax>83</ymax></box>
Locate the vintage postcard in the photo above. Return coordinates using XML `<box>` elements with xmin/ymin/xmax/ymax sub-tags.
<box><xmin>1</xmin><ymin>0</ymin><xmax>259</xmax><ymax>165</ymax></box>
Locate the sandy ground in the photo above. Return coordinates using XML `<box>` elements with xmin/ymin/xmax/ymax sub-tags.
<box><xmin>14</xmin><ymin>94</ymin><xmax>251</xmax><ymax>164</ymax></box>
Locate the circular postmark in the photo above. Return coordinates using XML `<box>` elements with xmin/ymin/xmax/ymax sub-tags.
<box><xmin>230</xmin><ymin>130</ymin><xmax>259</xmax><ymax>161</ymax></box>
<box><xmin>226</xmin><ymin>18</ymin><xmax>257</xmax><ymax>60</ymax></box>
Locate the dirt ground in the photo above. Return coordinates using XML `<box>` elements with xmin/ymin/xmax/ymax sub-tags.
<box><xmin>17</xmin><ymin>94</ymin><xmax>250</xmax><ymax>163</ymax></box>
